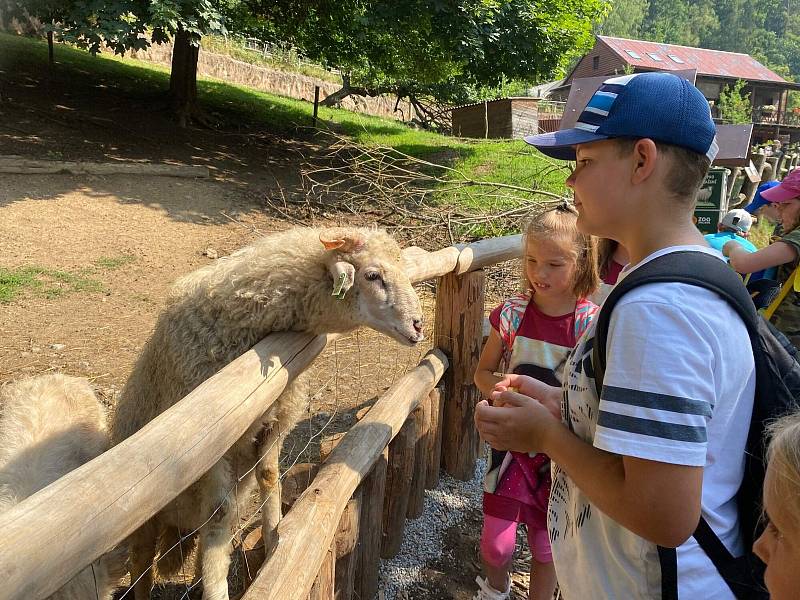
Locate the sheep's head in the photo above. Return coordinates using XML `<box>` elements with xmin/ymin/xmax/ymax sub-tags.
<box><xmin>320</xmin><ymin>227</ymin><xmax>424</xmax><ymax>346</ymax></box>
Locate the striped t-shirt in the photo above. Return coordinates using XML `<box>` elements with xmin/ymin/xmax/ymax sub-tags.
<box><xmin>550</xmin><ymin>246</ymin><xmax>755</xmax><ymax>600</ymax></box>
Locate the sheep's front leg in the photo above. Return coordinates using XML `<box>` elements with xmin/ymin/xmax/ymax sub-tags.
<box><xmin>199</xmin><ymin>522</ymin><xmax>234</xmax><ymax>600</ymax></box>
<box><xmin>196</xmin><ymin>463</ymin><xmax>237</xmax><ymax>600</ymax></box>
<box><xmin>129</xmin><ymin>519</ymin><xmax>157</xmax><ymax>600</ymax></box>
<box><xmin>256</xmin><ymin>426</ymin><xmax>283</xmax><ymax>558</ymax></box>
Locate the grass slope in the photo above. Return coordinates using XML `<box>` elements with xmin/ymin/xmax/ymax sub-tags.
<box><xmin>0</xmin><ymin>32</ymin><xmax>567</xmax><ymax>212</ymax></box>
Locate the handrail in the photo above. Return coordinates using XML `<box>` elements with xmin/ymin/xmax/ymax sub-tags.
<box><xmin>242</xmin><ymin>349</ymin><xmax>448</xmax><ymax>600</ymax></box>
<box><xmin>0</xmin><ymin>234</ymin><xmax>522</xmax><ymax>599</ymax></box>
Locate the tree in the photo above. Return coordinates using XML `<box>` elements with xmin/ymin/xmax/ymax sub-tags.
<box><xmin>718</xmin><ymin>79</ymin><xmax>752</xmax><ymax>124</ymax></box>
<box><xmin>597</xmin><ymin>0</ymin><xmax>649</xmax><ymax>39</ymax></box>
<box><xmin>8</xmin><ymin>0</ymin><xmax>226</xmax><ymax>124</ymax></box>
<box><xmin>246</xmin><ymin>0</ymin><xmax>608</xmax><ymax>114</ymax></box>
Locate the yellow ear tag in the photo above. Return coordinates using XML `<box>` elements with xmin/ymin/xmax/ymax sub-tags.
<box><xmin>332</xmin><ymin>272</ymin><xmax>347</xmax><ymax>299</ymax></box>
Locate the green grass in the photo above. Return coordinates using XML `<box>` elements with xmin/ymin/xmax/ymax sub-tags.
<box><xmin>749</xmin><ymin>216</ymin><xmax>775</xmax><ymax>249</ymax></box>
<box><xmin>0</xmin><ymin>32</ymin><xmax>567</xmax><ymax>223</ymax></box>
<box><xmin>0</xmin><ymin>266</ymin><xmax>103</xmax><ymax>303</ymax></box>
<box><xmin>94</xmin><ymin>254</ymin><xmax>136</xmax><ymax>270</ymax></box>
<box><xmin>0</xmin><ymin>254</ymin><xmax>135</xmax><ymax>304</ymax></box>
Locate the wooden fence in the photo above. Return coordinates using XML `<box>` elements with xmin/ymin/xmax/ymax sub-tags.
<box><xmin>0</xmin><ymin>234</ymin><xmax>523</xmax><ymax>600</ymax></box>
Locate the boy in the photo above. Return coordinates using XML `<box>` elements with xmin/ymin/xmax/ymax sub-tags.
<box><xmin>475</xmin><ymin>73</ymin><xmax>755</xmax><ymax>599</ymax></box>
<box><xmin>704</xmin><ymin>209</ymin><xmax>756</xmax><ymax>254</ymax></box>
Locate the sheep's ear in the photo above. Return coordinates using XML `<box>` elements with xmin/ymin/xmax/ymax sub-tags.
<box><xmin>328</xmin><ymin>260</ymin><xmax>355</xmax><ymax>299</ymax></box>
<box><xmin>319</xmin><ymin>228</ymin><xmax>366</xmax><ymax>252</ymax></box>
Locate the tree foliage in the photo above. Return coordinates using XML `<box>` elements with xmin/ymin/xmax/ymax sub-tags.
<box><xmin>718</xmin><ymin>79</ymin><xmax>752</xmax><ymax>124</ymax></box>
<box><xmin>242</xmin><ymin>0</ymin><xmax>608</xmax><ymax>107</ymax></box>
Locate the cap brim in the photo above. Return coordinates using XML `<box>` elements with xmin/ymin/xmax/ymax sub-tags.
<box><xmin>761</xmin><ymin>184</ymin><xmax>800</xmax><ymax>203</ymax></box>
<box><xmin>523</xmin><ymin>128</ymin><xmax>610</xmax><ymax>160</ymax></box>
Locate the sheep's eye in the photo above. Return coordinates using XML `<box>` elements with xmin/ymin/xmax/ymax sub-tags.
<box><xmin>365</xmin><ymin>271</ymin><xmax>382</xmax><ymax>282</ymax></box>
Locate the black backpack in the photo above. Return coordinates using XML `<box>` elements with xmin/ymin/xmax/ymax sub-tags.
<box><xmin>592</xmin><ymin>250</ymin><xmax>800</xmax><ymax>600</ymax></box>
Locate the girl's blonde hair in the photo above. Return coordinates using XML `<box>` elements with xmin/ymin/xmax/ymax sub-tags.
<box><xmin>523</xmin><ymin>202</ymin><xmax>600</xmax><ymax>299</ymax></box>
<box><xmin>765</xmin><ymin>411</ymin><xmax>800</xmax><ymax>528</ymax></box>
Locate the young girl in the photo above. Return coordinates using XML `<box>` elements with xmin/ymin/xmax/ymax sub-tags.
<box><xmin>753</xmin><ymin>410</ymin><xmax>800</xmax><ymax>600</ymax></box>
<box><xmin>591</xmin><ymin>238</ymin><xmax>629</xmax><ymax>304</ymax></box>
<box><xmin>725</xmin><ymin>169</ymin><xmax>800</xmax><ymax>347</ymax></box>
<box><xmin>473</xmin><ymin>203</ymin><xmax>600</xmax><ymax>600</ymax></box>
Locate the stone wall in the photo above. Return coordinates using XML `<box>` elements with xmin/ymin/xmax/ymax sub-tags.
<box><xmin>131</xmin><ymin>43</ymin><xmax>414</xmax><ymax>122</ymax></box>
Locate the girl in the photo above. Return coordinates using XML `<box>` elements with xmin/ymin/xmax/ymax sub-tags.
<box><xmin>473</xmin><ymin>203</ymin><xmax>600</xmax><ymax>600</ymax></box>
<box><xmin>724</xmin><ymin>169</ymin><xmax>800</xmax><ymax>347</ymax></box>
<box><xmin>753</xmin><ymin>410</ymin><xmax>800</xmax><ymax>600</ymax></box>
<box><xmin>592</xmin><ymin>238</ymin><xmax>629</xmax><ymax>304</ymax></box>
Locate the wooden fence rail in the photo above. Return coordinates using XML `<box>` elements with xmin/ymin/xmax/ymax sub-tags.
<box><xmin>0</xmin><ymin>234</ymin><xmax>522</xmax><ymax>600</ymax></box>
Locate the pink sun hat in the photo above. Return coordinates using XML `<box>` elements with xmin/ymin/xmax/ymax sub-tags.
<box><xmin>762</xmin><ymin>169</ymin><xmax>800</xmax><ymax>203</ymax></box>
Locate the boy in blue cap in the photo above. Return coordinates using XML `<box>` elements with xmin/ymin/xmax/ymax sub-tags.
<box><xmin>475</xmin><ymin>73</ymin><xmax>754</xmax><ymax>600</ymax></box>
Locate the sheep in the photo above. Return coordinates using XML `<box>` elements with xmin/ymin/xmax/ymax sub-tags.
<box><xmin>0</xmin><ymin>374</ymin><xmax>126</xmax><ymax>600</ymax></box>
<box><xmin>111</xmin><ymin>226</ymin><xmax>425</xmax><ymax>600</ymax></box>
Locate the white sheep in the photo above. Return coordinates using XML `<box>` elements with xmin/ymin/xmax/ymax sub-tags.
<box><xmin>111</xmin><ymin>226</ymin><xmax>424</xmax><ymax>600</ymax></box>
<box><xmin>0</xmin><ymin>373</ymin><xmax>126</xmax><ymax>600</ymax></box>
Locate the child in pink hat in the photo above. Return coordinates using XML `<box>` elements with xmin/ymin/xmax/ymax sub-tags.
<box><xmin>725</xmin><ymin>168</ymin><xmax>800</xmax><ymax>345</ymax></box>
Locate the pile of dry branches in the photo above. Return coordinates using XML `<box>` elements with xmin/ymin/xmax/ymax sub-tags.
<box><xmin>263</xmin><ymin>133</ymin><xmax>570</xmax><ymax>248</ymax></box>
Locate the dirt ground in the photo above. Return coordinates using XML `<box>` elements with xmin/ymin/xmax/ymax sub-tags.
<box><xmin>0</xmin><ymin>48</ymin><xmax>530</xmax><ymax>600</ymax></box>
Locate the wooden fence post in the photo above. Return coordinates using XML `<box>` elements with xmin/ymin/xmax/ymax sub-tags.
<box><xmin>381</xmin><ymin>416</ymin><xmax>416</xmax><ymax>558</ymax></box>
<box><xmin>308</xmin><ymin>547</ymin><xmax>335</xmax><ymax>600</ymax></box>
<box><xmin>425</xmin><ymin>386</ymin><xmax>444</xmax><ymax>490</ymax></box>
<box><xmin>319</xmin><ymin>433</ymin><xmax>363</xmax><ymax>600</ymax></box>
<box><xmin>355</xmin><ymin>447</ymin><xmax>388</xmax><ymax>600</ymax></box>
<box><xmin>434</xmin><ymin>270</ymin><xmax>485</xmax><ymax>480</ymax></box>
<box><xmin>406</xmin><ymin>398</ymin><xmax>431</xmax><ymax>519</ymax></box>
<box><xmin>334</xmin><ymin>490</ymin><xmax>362</xmax><ymax>600</ymax></box>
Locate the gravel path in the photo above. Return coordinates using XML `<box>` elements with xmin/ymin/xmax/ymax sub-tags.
<box><xmin>378</xmin><ymin>458</ymin><xmax>487</xmax><ymax>600</ymax></box>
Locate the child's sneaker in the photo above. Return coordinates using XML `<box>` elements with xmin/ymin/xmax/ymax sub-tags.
<box><xmin>472</xmin><ymin>575</ymin><xmax>510</xmax><ymax>600</ymax></box>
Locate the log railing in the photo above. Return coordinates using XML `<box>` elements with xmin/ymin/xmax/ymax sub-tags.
<box><xmin>0</xmin><ymin>234</ymin><xmax>522</xmax><ymax>600</ymax></box>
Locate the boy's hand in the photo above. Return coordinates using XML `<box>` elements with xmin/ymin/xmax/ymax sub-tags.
<box><xmin>474</xmin><ymin>391</ymin><xmax>560</xmax><ymax>454</ymax></box>
<box><xmin>492</xmin><ymin>374</ymin><xmax>561</xmax><ymax>419</ymax></box>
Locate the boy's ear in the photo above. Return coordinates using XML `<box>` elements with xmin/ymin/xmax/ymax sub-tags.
<box><xmin>630</xmin><ymin>138</ymin><xmax>659</xmax><ymax>185</ymax></box>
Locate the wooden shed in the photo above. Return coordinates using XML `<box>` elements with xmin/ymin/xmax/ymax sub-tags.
<box><xmin>451</xmin><ymin>97</ymin><xmax>551</xmax><ymax>139</ymax></box>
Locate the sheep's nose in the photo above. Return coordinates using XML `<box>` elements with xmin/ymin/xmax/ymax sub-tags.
<box><xmin>413</xmin><ymin>318</ymin><xmax>423</xmax><ymax>333</ymax></box>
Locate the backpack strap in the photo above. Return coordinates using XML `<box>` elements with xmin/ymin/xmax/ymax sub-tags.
<box><xmin>592</xmin><ymin>251</ymin><xmax>758</xmax><ymax>398</ymax></box>
<box><xmin>574</xmin><ymin>297</ymin><xmax>599</xmax><ymax>341</ymax></box>
<box><xmin>497</xmin><ymin>294</ymin><xmax>530</xmax><ymax>373</ymax></box>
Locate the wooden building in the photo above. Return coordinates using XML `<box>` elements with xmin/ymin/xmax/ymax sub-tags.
<box><xmin>450</xmin><ymin>97</ymin><xmax>558</xmax><ymax>139</ymax></box>
<box><xmin>552</xmin><ymin>35</ymin><xmax>800</xmax><ymax>142</ymax></box>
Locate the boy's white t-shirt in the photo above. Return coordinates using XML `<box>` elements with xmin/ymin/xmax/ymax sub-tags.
<box><xmin>549</xmin><ymin>245</ymin><xmax>756</xmax><ymax>599</ymax></box>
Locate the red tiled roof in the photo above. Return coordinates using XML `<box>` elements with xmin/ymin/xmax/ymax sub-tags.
<box><xmin>598</xmin><ymin>35</ymin><xmax>786</xmax><ymax>83</ymax></box>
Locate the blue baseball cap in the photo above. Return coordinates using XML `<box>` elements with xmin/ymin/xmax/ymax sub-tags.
<box><xmin>744</xmin><ymin>180</ymin><xmax>780</xmax><ymax>214</ymax></box>
<box><xmin>524</xmin><ymin>72</ymin><xmax>719</xmax><ymax>162</ymax></box>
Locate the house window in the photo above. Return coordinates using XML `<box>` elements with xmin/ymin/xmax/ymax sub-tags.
<box><xmin>593</xmin><ymin>56</ymin><xmax>600</xmax><ymax>70</ymax></box>
<box><xmin>625</xmin><ymin>50</ymin><xmax>642</xmax><ymax>60</ymax></box>
<box><xmin>647</xmin><ymin>52</ymin><xmax>663</xmax><ymax>61</ymax></box>
<box><xmin>668</xmin><ymin>54</ymin><xmax>685</xmax><ymax>64</ymax></box>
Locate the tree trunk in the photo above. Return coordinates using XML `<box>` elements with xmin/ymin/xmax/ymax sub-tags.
<box><xmin>169</xmin><ymin>28</ymin><xmax>200</xmax><ymax>127</ymax></box>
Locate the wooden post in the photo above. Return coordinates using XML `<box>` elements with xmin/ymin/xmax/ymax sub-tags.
<box><xmin>47</xmin><ymin>30</ymin><xmax>54</xmax><ymax>68</ymax></box>
<box><xmin>435</xmin><ymin>270</ymin><xmax>485</xmax><ymax>480</ymax></box>
<box><xmin>425</xmin><ymin>386</ymin><xmax>444</xmax><ymax>490</ymax></box>
<box><xmin>308</xmin><ymin>547</ymin><xmax>335</xmax><ymax>600</ymax></box>
<box><xmin>318</xmin><ymin>432</ymin><xmax>362</xmax><ymax>600</ymax></box>
<box><xmin>334</xmin><ymin>490</ymin><xmax>362</xmax><ymax>600</ymax></box>
<box><xmin>406</xmin><ymin>398</ymin><xmax>430</xmax><ymax>519</ymax></box>
<box><xmin>355</xmin><ymin>448</ymin><xmax>388</xmax><ymax>600</ymax></box>
<box><xmin>381</xmin><ymin>416</ymin><xmax>416</xmax><ymax>558</ymax></box>
<box><xmin>484</xmin><ymin>100</ymin><xmax>489</xmax><ymax>139</ymax></box>
<box><xmin>313</xmin><ymin>86</ymin><xmax>320</xmax><ymax>125</ymax></box>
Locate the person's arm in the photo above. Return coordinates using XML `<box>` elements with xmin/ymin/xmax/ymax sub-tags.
<box><xmin>724</xmin><ymin>240</ymin><xmax>797</xmax><ymax>274</ymax></box>
<box><xmin>474</xmin><ymin>329</ymin><xmax>504</xmax><ymax>398</ymax></box>
<box><xmin>476</xmin><ymin>390</ymin><xmax>702</xmax><ymax>547</ymax></box>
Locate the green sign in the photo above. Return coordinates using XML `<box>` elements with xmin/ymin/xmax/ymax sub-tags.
<box><xmin>693</xmin><ymin>168</ymin><xmax>728</xmax><ymax>234</ymax></box>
